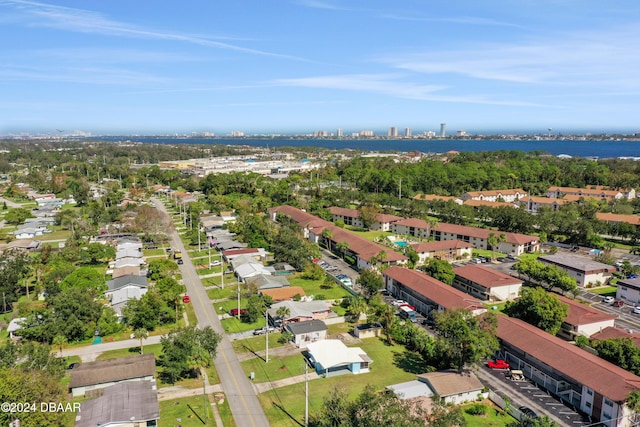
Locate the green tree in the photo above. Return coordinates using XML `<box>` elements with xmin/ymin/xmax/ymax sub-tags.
<box><xmin>0</xmin><ymin>368</ymin><xmax>68</xmax><ymax>427</ymax></box>
<box><xmin>80</xmin><ymin>242</ymin><xmax>116</xmax><ymax>264</ymax></box>
<box><xmin>504</xmin><ymin>287</ymin><xmax>568</xmax><ymax>335</ymax></box>
<box><xmin>159</xmin><ymin>326</ymin><xmax>221</xmax><ymax>384</ymax></box>
<box><xmin>134</xmin><ymin>328</ymin><xmax>149</xmax><ymax>354</ymax></box>
<box><xmin>242</xmin><ymin>294</ymin><xmax>271</xmax><ymax>323</ymax></box>
<box><xmin>593</xmin><ymin>337</ymin><xmax>640</xmax><ymax>375</ymax></box>
<box><xmin>626</xmin><ymin>390</ymin><xmax>640</xmax><ymax>427</ymax></box>
<box><xmin>309</xmin><ymin>385</ymin><xmax>425</xmax><ymax>427</ymax></box>
<box><xmin>146</xmin><ymin>258</ymin><xmax>180</xmax><ymax>280</ymax></box>
<box><xmin>58</xmin><ymin>266</ymin><xmax>106</xmax><ymax>296</ymax></box>
<box><xmin>322</xmin><ymin>228</ymin><xmax>334</xmax><ymax>252</ymax></box>
<box><xmin>275</xmin><ymin>306</ymin><xmax>290</xmax><ymax>323</ymax></box>
<box><xmin>435</xmin><ymin>309</ymin><xmax>499</xmax><ymax>371</ymax></box>
<box><xmin>336</xmin><ymin>241</ymin><xmax>350</xmax><ymax>260</ymax></box>
<box><xmin>357</xmin><ymin>268</ymin><xmax>384</xmax><ymax>300</ymax></box>
<box><xmin>419</xmin><ymin>258</ymin><xmax>455</xmax><ymax>285</ymax></box>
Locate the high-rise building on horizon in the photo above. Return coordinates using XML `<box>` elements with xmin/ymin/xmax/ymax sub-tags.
<box><xmin>405</xmin><ymin>128</ymin><xmax>412</xmax><ymax>137</ymax></box>
<box><xmin>388</xmin><ymin>126</ymin><xmax>398</xmax><ymax>138</ymax></box>
<box><xmin>337</xmin><ymin>128</ymin><xmax>343</xmax><ymax>138</ymax></box>
<box><xmin>440</xmin><ymin>123</ymin><xmax>446</xmax><ymax>138</ymax></box>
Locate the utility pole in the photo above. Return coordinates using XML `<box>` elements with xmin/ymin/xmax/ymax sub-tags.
<box><xmin>265</xmin><ymin>310</ymin><xmax>269</xmax><ymax>363</ymax></box>
<box><xmin>305</xmin><ymin>362</ymin><xmax>309</xmax><ymax>427</ymax></box>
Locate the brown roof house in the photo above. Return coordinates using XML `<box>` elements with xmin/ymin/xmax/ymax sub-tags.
<box><xmin>453</xmin><ymin>264</ymin><xmax>523</xmax><ymax>302</ymax></box>
<box><xmin>556</xmin><ymin>295</ymin><xmax>617</xmax><ymax>340</ymax></box>
<box><xmin>387</xmin><ymin>370</ymin><xmax>486</xmax><ymax>406</ymax></box>
<box><xmin>69</xmin><ymin>353</ymin><xmax>156</xmax><ymax>397</ymax></box>
<box><xmin>497</xmin><ymin>315</ymin><xmax>640</xmax><ymax>425</ymax></box>
<box><xmin>412</xmin><ymin>240</ymin><xmax>474</xmax><ymax>264</ymax></box>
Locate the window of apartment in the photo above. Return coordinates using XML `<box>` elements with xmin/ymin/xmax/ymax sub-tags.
<box><xmin>586</xmin><ymin>402</ymin><xmax>592</xmax><ymax>408</ymax></box>
<box><xmin>604</xmin><ymin>398</ymin><xmax>613</xmax><ymax>407</ymax></box>
<box><xmin>586</xmin><ymin>388</ymin><xmax>593</xmax><ymax>396</ymax></box>
<box><xmin>620</xmin><ymin>286</ymin><xmax>627</xmax><ymax>291</ymax></box>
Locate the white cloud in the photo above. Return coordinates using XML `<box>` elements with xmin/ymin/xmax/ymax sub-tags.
<box><xmin>0</xmin><ymin>0</ymin><xmax>304</xmax><ymax>60</ymax></box>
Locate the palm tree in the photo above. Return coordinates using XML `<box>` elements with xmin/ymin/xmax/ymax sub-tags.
<box><xmin>53</xmin><ymin>334</ymin><xmax>67</xmax><ymax>355</ymax></box>
<box><xmin>321</xmin><ymin>229</ymin><xmax>333</xmax><ymax>253</ymax></box>
<box><xmin>276</xmin><ymin>306</ymin><xmax>290</xmax><ymax>325</ymax></box>
<box><xmin>133</xmin><ymin>328</ymin><xmax>148</xmax><ymax>354</ymax></box>
<box><xmin>626</xmin><ymin>390</ymin><xmax>640</xmax><ymax>426</ymax></box>
<box><xmin>346</xmin><ymin>297</ymin><xmax>368</xmax><ymax>322</ymax></box>
<box><xmin>336</xmin><ymin>241</ymin><xmax>349</xmax><ymax>260</ymax></box>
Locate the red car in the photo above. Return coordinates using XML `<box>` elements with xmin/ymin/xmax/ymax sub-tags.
<box><xmin>487</xmin><ymin>359</ymin><xmax>510</xmax><ymax>369</ymax></box>
<box><xmin>182</xmin><ymin>295</ymin><xmax>191</xmax><ymax>303</ymax></box>
<box><xmin>614</xmin><ymin>300</ymin><xmax>624</xmax><ymax>307</ymax></box>
<box><xmin>399</xmin><ymin>303</ymin><xmax>416</xmax><ymax>311</ymax></box>
<box><xmin>230</xmin><ymin>308</ymin><xmax>247</xmax><ymax>316</ymax></box>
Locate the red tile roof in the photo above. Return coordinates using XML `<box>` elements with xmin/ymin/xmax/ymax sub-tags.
<box><xmin>453</xmin><ymin>265</ymin><xmax>522</xmax><ymax>288</ymax></box>
<box><xmin>269</xmin><ymin>206</ymin><xmax>407</xmax><ymax>263</ymax></box>
<box><xmin>329</xmin><ymin>206</ymin><xmax>360</xmax><ymax>218</ymax></box>
<box><xmin>463</xmin><ymin>199</ymin><xmax>517</xmax><ymax>208</ymax></box>
<box><xmin>432</xmin><ymin>222</ymin><xmax>538</xmax><ymax>245</ymax></box>
<box><xmin>412</xmin><ymin>240</ymin><xmax>473</xmax><ymax>253</ymax></box>
<box><xmin>413</xmin><ymin>194</ymin><xmax>459</xmax><ymax>202</ymax></box>
<box><xmin>497</xmin><ymin>316</ymin><xmax>640</xmax><ymax>402</ymax></box>
<box><xmin>383</xmin><ymin>266</ymin><xmax>484</xmax><ymax>311</ymax></box>
<box><xmin>590</xmin><ymin>327</ymin><xmax>640</xmax><ymax>348</ymax></box>
<box><xmin>462</xmin><ymin>189</ymin><xmax>527</xmax><ymax>198</ymax></box>
<box><xmin>223</xmin><ymin>248</ymin><xmax>260</xmax><ymax>256</ymax></box>
<box><xmin>557</xmin><ymin>295</ymin><xmax>617</xmax><ymax>326</ymax></box>
<box><xmin>596</xmin><ymin>212</ymin><xmax>640</xmax><ymax>226</ymax></box>
<box><xmin>260</xmin><ymin>286</ymin><xmax>306</xmax><ymax>302</ymax></box>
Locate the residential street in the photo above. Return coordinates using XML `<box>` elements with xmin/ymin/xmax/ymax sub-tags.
<box><xmin>153</xmin><ymin>197</ymin><xmax>271</xmax><ymax>427</ymax></box>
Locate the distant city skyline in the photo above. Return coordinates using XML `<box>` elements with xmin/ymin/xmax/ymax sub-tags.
<box><xmin>2</xmin><ymin>1</ymin><xmax>640</xmax><ymax>135</ymax></box>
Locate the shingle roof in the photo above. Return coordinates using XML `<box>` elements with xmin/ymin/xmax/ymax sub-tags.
<box><xmin>106</xmin><ymin>274</ymin><xmax>148</xmax><ymax>291</ymax></box>
<box><xmin>261</xmin><ymin>286</ymin><xmax>306</xmax><ymax>301</ymax></box>
<box><xmin>286</xmin><ymin>319</ymin><xmax>328</xmax><ymax>334</ymax></box>
<box><xmin>538</xmin><ymin>254</ymin><xmax>617</xmax><ymax>273</ymax></box>
<box><xmin>453</xmin><ymin>265</ymin><xmax>522</xmax><ymax>288</ymax></box>
<box><xmin>75</xmin><ymin>380</ymin><xmax>159</xmax><ymax>427</ymax></box>
<box><xmin>69</xmin><ymin>354</ymin><xmax>156</xmax><ymax>389</ymax></box>
<box><xmin>432</xmin><ymin>222</ymin><xmax>538</xmax><ymax>245</ymax></box>
<box><xmin>497</xmin><ymin>316</ymin><xmax>640</xmax><ymax>402</ymax></box>
<box><xmin>596</xmin><ymin>212</ymin><xmax>640</xmax><ymax>226</ymax></box>
<box><xmin>557</xmin><ymin>295</ymin><xmax>617</xmax><ymax>326</ymax></box>
<box><xmin>418</xmin><ymin>370</ymin><xmax>484</xmax><ymax>397</ymax></box>
<box><xmin>383</xmin><ymin>266</ymin><xmax>484</xmax><ymax>311</ymax></box>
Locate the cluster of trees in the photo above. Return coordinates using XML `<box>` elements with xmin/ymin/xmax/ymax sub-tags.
<box><xmin>159</xmin><ymin>326</ymin><xmax>221</xmax><ymax>384</ymax></box>
<box><xmin>576</xmin><ymin>336</ymin><xmax>640</xmax><ymax>376</ymax></box>
<box><xmin>514</xmin><ymin>259</ymin><xmax>578</xmax><ymax>294</ymax></box>
<box><xmin>0</xmin><ymin>340</ymin><xmax>67</xmax><ymax>426</ymax></box>
<box><xmin>309</xmin><ymin>385</ymin><xmax>465</xmax><ymax>427</ymax></box>
<box><xmin>124</xmin><ymin>277</ymin><xmax>185</xmax><ymax>331</ymax></box>
<box><xmin>504</xmin><ymin>287</ymin><xmax>569</xmax><ymax>336</ymax></box>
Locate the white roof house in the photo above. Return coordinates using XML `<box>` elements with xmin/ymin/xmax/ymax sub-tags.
<box><xmin>7</xmin><ymin>317</ymin><xmax>26</xmax><ymax>339</ymax></box>
<box><xmin>234</xmin><ymin>262</ymin><xmax>270</xmax><ymax>282</ymax></box>
<box><xmin>306</xmin><ymin>339</ymin><xmax>372</xmax><ymax>375</ymax></box>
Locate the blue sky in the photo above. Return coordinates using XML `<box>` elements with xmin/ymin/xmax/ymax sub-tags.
<box><xmin>2</xmin><ymin>0</ymin><xmax>640</xmax><ymax>135</ymax></box>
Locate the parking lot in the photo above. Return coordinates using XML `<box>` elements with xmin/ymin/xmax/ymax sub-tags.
<box><xmin>480</xmin><ymin>366</ymin><xmax>589</xmax><ymax>426</ymax></box>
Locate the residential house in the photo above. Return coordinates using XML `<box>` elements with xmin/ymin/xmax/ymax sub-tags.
<box><xmin>306</xmin><ymin>339</ymin><xmax>372</xmax><ymax>374</ymax></box>
<box><xmin>261</xmin><ymin>286</ymin><xmax>306</xmax><ymax>302</ymax></box>
<box><xmin>411</xmin><ymin>240</ymin><xmax>473</xmax><ymax>263</ymax></box>
<box><xmin>497</xmin><ymin>315</ymin><xmax>640</xmax><ymax>426</ymax></box>
<box><xmin>547</xmin><ymin>185</ymin><xmax>636</xmax><ymax>200</ymax></box>
<box><xmin>246</xmin><ymin>274</ymin><xmax>290</xmax><ymax>290</ymax></box>
<box><xmin>453</xmin><ymin>265</ymin><xmax>523</xmax><ymax>301</ymax></box>
<box><xmin>596</xmin><ymin>213</ymin><xmax>640</xmax><ymax>228</ymax></box>
<box><xmin>69</xmin><ymin>354</ymin><xmax>156</xmax><ymax>397</ymax></box>
<box><xmin>615</xmin><ymin>276</ymin><xmax>640</xmax><ymax>306</ymax></box>
<box><xmin>538</xmin><ymin>254</ymin><xmax>617</xmax><ymax>287</ymax></box>
<box><xmin>383</xmin><ymin>266</ymin><xmax>486</xmax><ymax>318</ymax></box>
<box><xmin>462</xmin><ymin>199</ymin><xmax>518</xmax><ymax>209</ymax></box>
<box><xmin>417</xmin><ymin>371</ymin><xmax>486</xmax><ymax>405</ymax></box>
<box><xmin>392</xmin><ymin>218</ymin><xmax>434</xmax><ymax>239</ymax></box>
<box><xmin>520</xmin><ymin>195</ymin><xmax>570</xmax><ymax>213</ymax></box>
<box><xmin>267</xmin><ymin>300</ymin><xmax>331</xmax><ymax>325</ymax></box>
<box><xmin>412</xmin><ymin>194</ymin><xmax>462</xmax><ymax>204</ymax></box>
<box><xmin>460</xmin><ymin>189</ymin><xmax>527</xmax><ymax>203</ymax></box>
<box><xmin>105</xmin><ymin>274</ymin><xmax>149</xmax><ymax>306</ymax></box>
<box><xmin>328</xmin><ymin>206</ymin><xmax>402</xmax><ymax>231</ymax></box>
<box><xmin>431</xmin><ymin>222</ymin><xmax>540</xmax><ymax>256</ymax></box>
<box><xmin>0</xmin><ymin>239</ymin><xmax>41</xmax><ymax>252</ymax></box>
<box><xmin>353</xmin><ymin>323</ymin><xmax>382</xmax><ymax>339</ymax></box>
<box><xmin>111</xmin><ymin>265</ymin><xmax>142</xmax><ymax>279</ymax></box>
<box><xmin>222</xmin><ymin>247</ymin><xmax>268</xmax><ymax>262</ymax></box>
<box><xmin>590</xmin><ymin>327</ymin><xmax>640</xmax><ymax>349</ymax></box>
<box><xmin>557</xmin><ymin>295</ymin><xmax>617</xmax><ymax>340</ymax></box>
<box><xmin>75</xmin><ymin>380</ymin><xmax>159</xmax><ymax>427</ymax></box>
<box><xmin>286</xmin><ymin>319</ymin><xmax>327</xmax><ymax>348</ymax></box>
<box><xmin>113</xmin><ymin>257</ymin><xmax>145</xmax><ymax>269</ymax></box>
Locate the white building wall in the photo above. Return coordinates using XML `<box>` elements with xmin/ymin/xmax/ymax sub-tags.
<box><xmin>490</xmin><ymin>284</ymin><xmax>522</xmax><ymax>301</ymax></box>
<box><xmin>444</xmin><ymin>390</ymin><xmax>487</xmax><ymax>405</ymax></box>
<box><xmin>576</xmin><ymin>319</ymin><xmax>617</xmax><ymax>338</ymax></box>
<box><xmin>617</xmin><ymin>285</ymin><xmax>640</xmax><ymax>305</ymax></box>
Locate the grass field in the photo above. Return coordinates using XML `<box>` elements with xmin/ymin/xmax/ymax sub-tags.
<box><xmin>232</xmin><ymin>333</ymin><xmax>286</xmax><ymax>354</ymax></box>
<box><xmin>159</xmin><ymin>395</ymin><xmax>216</xmax><ymax>427</ymax></box>
<box><xmin>463</xmin><ymin>401</ymin><xmax>516</xmax><ymax>427</ymax></box>
<box><xmin>256</xmin><ymin>337</ymin><xmax>430</xmax><ymax>426</ymax></box>
<box><xmin>287</xmin><ymin>275</ymin><xmax>352</xmax><ymax>300</ymax></box>
<box><xmin>589</xmin><ymin>286</ymin><xmax>617</xmax><ymax>296</ymax></box>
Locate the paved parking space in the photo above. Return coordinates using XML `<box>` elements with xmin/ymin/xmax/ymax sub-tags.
<box><xmin>480</xmin><ymin>367</ymin><xmax>589</xmax><ymax>426</ymax></box>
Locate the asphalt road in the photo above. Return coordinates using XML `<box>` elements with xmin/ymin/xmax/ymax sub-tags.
<box><xmin>153</xmin><ymin>197</ymin><xmax>271</xmax><ymax>427</ymax></box>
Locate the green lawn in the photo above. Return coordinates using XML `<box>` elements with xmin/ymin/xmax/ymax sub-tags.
<box><xmin>232</xmin><ymin>333</ymin><xmax>286</xmax><ymax>354</ymax></box>
<box><xmin>242</xmin><ymin>352</ymin><xmax>308</xmax><ymax>383</ymax></box>
<box><xmin>345</xmin><ymin>228</ymin><xmax>393</xmax><ymax>243</ymax></box>
<box><xmin>143</xmin><ymin>248</ymin><xmax>166</xmax><ymax>257</ymax></box>
<box><xmin>288</xmin><ymin>275</ymin><xmax>352</xmax><ymax>300</ymax></box>
<box><xmin>463</xmin><ymin>401</ymin><xmax>516</xmax><ymax>427</ymax></box>
<box><xmin>159</xmin><ymin>395</ymin><xmax>216</xmax><ymax>427</ymax></box>
<box><xmin>96</xmin><ymin>343</ymin><xmax>163</xmax><ymax>361</ymax></box>
<box><xmin>206</xmin><ymin>282</ymin><xmax>239</xmax><ymax>300</ymax></box>
<box><xmin>220</xmin><ymin>315</ymin><xmax>266</xmax><ymax>334</ymax></box>
<box><xmin>203</xmin><ymin>273</ymin><xmax>236</xmax><ymax>288</ymax></box>
<box><xmin>590</xmin><ymin>286</ymin><xmax>617</xmax><ymax>296</ymax></box>
<box><xmin>256</xmin><ymin>337</ymin><xmax>430</xmax><ymax>427</ymax></box>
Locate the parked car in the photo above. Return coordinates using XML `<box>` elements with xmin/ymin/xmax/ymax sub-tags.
<box><xmin>340</xmin><ymin>278</ymin><xmax>353</xmax><ymax>286</ymax></box>
<box><xmin>519</xmin><ymin>406</ymin><xmax>538</xmax><ymax>419</ymax></box>
<box><xmin>614</xmin><ymin>300</ymin><xmax>624</xmax><ymax>307</ymax></box>
<box><xmin>487</xmin><ymin>359</ymin><xmax>510</xmax><ymax>369</ymax></box>
<box><xmin>182</xmin><ymin>295</ymin><xmax>191</xmax><ymax>303</ymax></box>
<box><xmin>210</xmin><ymin>260</ymin><xmax>222</xmax><ymax>267</ymax></box>
<box><xmin>253</xmin><ymin>326</ymin><xmax>276</xmax><ymax>335</ymax></box>
<box><xmin>633</xmin><ymin>306</ymin><xmax>640</xmax><ymax>315</ymax></box>
<box><xmin>392</xmin><ymin>300</ymin><xmax>407</xmax><ymax>306</ymax></box>
<box><xmin>399</xmin><ymin>303</ymin><xmax>416</xmax><ymax>311</ymax></box>
<box><xmin>176</xmin><ymin>258</ymin><xmax>184</xmax><ymax>265</ymax></box>
<box><xmin>230</xmin><ymin>308</ymin><xmax>247</xmax><ymax>316</ymax></box>
<box><xmin>336</xmin><ymin>274</ymin><xmax>348</xmax><ymax>279</ymax></box>
<box><xmin>603</xmin><ymin>296</ymin><xmax>615</xmax><ymax>304</ymax></box>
